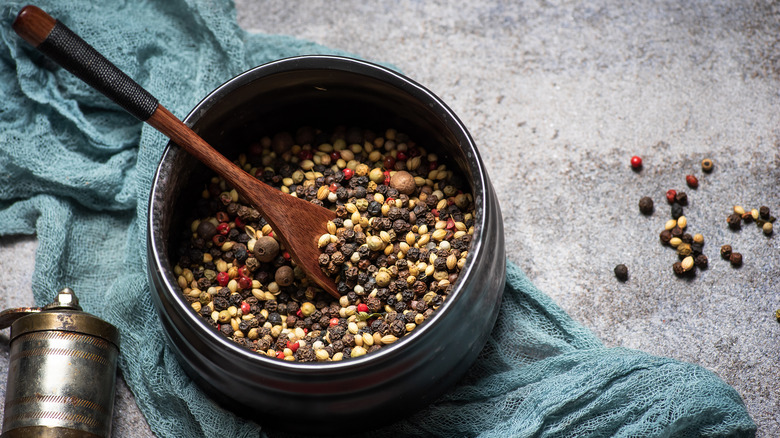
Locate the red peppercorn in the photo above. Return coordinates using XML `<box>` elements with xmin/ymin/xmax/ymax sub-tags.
<box><xmin>233</xmin><ymin>216</ymin><xmax>244</xmax><ymax>229</ymax></box>
<box><xmin>446</xmin><ymin>218</ymin><xmax>456</xmax><ymax>230</ymax></box>
<box><xmin>431</xmin><ymin>208</ymin><xmax>439</xmax><ymax>217</ymax></box>
<box><xmin>329</xmin><ymin>317</ymin><xmax>340</xmax><ymax>327</ymax></box>
<box><xmin>329</xmin><ymin>183</ymin><xmax>338</xmax><ymax>192</ymax></box>
<box><xmin>385</xmin><ymin>197</ymin><xmax>395</xmax><ymax>205</ymax></box>
<box><xmin>287</xmin><ymin>341</ymin><xmax>300</xmax><ymax>352</ymax></box>
<box><xmin>216</xmin><ymin>222</ymin><xmax>230</xmax><ymax>235</ymax></box>
<box><xmin>686</xmin><ymin>174</ymin><xmax>699</xmax><ymax>188</ymax></box>
<box><xmin>357</xmin><ymin>303</ymin><xmax>369</xmax><ymax>313</ymax></box>
<box><xmin>330</xmin><ymin>151</ymin><xmax>341</xmax><ymax>162</ymax></box>
<box><xmin>298</xmin><ymin>150</ymin><xmax>313</xmax><ymax>160</ymax></box>
<box><xmin>396</xmin><ymin>151</ymin><xmax>408</xmax><ymax>161</ymax></box>
<box><xmin>276</xmin><ymin>351</ymin><xmax>286</xmax><ymax>359</ymax></box>
<box><xmin>240</xmin><ymin>301</ymin><xmax>250</xmax><ymax>315</ymax></box>
<box><xmin>216</xmin><ymin>272</ymin><xmax>229</xmax><ymax>287</ymax></box>
<box><xmin>665</xmin><ymin>189</ymin><xmax>677</xmax><ymax>204</ymax></box>
<box><xmin>428</xmin><ymin>161</ymin><xmax>438</xmax><ymax>171</ymax></box>
<box><xmin>212</xmin><ymin>234</ymin><xmax>227</xmax><ymax>246</ymax></box>
<box><xmin>238</xmin><ymin>276</ymin><xmax>252</xmax><ymax>290</ymax></box>
<box><xmin>383</xmin><ymin>156</ymin><xmax>396</xmax><ymax>170</ymax></box>
<box><xmin>630</xmin><ymin>155</ymin><xmax>642</xmax><ymax>169</ymax></box>
<box><xmin>283</xmin><ymin>251</ymin><xmax>291</xmax><ymax>260</ymax></box>
<box><xmin>238</xmin><ymin>265</ymin><xmax>250</xmax><ymax>277</ymax></box>
<box><xmin>342</xmin><ymin>168</ymin><xmax>354</xmax><ymax>180</ymax></box>
<box><xmin>296</xmin><ymin>309</ymin><xmax>303</xmax><ymax>318</ymax></box>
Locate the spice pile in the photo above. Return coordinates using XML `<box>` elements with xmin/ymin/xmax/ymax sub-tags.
<box><xmin>172</xmin><ymin>127</ymin><xmax>475</xmax><ymax>362</ymax></box>
<box><xmin>656</xmin><ymin>189</ymin><xmax>709</xmax><ymax>276</ymax></box>
<box><xmin>621</xmin><ymin>156</ymin><xmax>775</xmax><ymax>280</ymax></box>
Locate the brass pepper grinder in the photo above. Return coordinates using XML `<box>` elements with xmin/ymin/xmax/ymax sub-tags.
<box><xmin>0</xmin><ymin>288</ymin><xmax>119</xmax><ymax>438</ymax></box>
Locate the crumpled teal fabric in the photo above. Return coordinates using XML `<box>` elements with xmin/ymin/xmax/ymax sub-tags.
<box><xmin>0</xmin><ymin>0</ymin><xmax>756</xmax><ymax>437</ymax></box>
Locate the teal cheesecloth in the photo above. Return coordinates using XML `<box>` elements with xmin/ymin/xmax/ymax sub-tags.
<box><xmin>0</xmin><ymin>0</ymin><xmax>756</xmax><ymax>436</ymax></box>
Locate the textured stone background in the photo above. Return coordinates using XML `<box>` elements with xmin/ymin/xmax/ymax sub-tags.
<box><xmin>1</xmin><ymin>0</ymin><xmax>778</xmax><ymax>436</ymax></box>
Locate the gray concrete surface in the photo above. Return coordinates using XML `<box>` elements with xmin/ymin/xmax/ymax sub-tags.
<box><xmin>1</xmin><ymin>0</ymin><xmax>778</xmax><ymax>436</ymax></box>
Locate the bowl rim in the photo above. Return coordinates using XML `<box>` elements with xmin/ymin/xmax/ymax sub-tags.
<box><xmin>148</xmin><ymin>54</ymin><xmax>494</xmax><ymax>372</ymax></box>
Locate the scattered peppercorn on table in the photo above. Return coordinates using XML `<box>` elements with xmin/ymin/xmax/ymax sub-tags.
<box><xmin>1</xmin><ymin>0</ymin><xmax>778</xmax><ymax>436</ymax></box>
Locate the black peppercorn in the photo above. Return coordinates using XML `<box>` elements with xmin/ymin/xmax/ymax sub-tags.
<box><xmin>694</xmin><ymin>254</ymin><xmax>708</xmax><ymax>269</ymax></box>
<box><xmin>672</xmin><ymin>262</ymin><xmax>685</xmax><ymax>275</ymax></box>
<box><xmin>614</xmin><ymin>264</ymin><xmax>629</xmax><ymax>281</ymax></box>
<box><xmin>659</xmin><ymin>230</ymin><xmax>672</xmax><ymax>245</ymax></box>
<box><xmin>638</xmin><ymin>197</ymin><xmax>654</xmax><ymax>215</ymax></box>
<box><xmin>726</xmin><ymin>213</ymin><xmax>742</xmax><ymax>229</ymax></box>
<box><xmin>759</xmin><ymin>206</ymin><xmax>770</xmax><ymax>219</ymax></box>
<box><xmin>671</xmin><ymin>203</ymin><xmax>683</xmax><ymax>219</ymax></box>
<box><xmin>720</xmin><ymin>244</ymin><xmax>732</xmax><ymax>259</ymax></box>
<box><xmin>674</xmin><ymin>191</ymin><xmax>688</xmax><ymax>206</ymax></box>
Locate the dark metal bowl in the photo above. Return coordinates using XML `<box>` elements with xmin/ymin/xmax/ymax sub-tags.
<box><xmin>147</xmin><ymin>55</ymin><xmax>505</xmax><ymax>433</ymax></box>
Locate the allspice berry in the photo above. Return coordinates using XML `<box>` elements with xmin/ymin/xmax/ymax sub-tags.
<box><xmin>196</xmin><ymin>220</ymin><xmax>217</xmax><ymax>240</ymax></box>
<box><xmin>274</xmin><ymin>265</ymin><xmax>295</xmax><ymax>287</ymax></box>
<box><xmin>253</xmin><ymin>236</ymin><xmax>280</xmax><ymax>262</ymax></box>
<box><xmin>720</xmin><ymin>244</ymin><xmax>732</xmax><ymax>259</ymax></box>
<box><xmin>389</xmin><ymin>170</ymin><xmax>416</xmax><ymax>195</ymax></box>
<box><xmin>729</xmin><ymin>252</ymin><xmax>743</xmax><ymax>267</ymax></box>
<box><xmin>638</xmin><ymin>196</ymin><xmax>654</xmax><ymax>215</ymax></box>
<box><xmin>614</xmin><ymin>264</ymin><xmax>629</xmax><ymax>281</ymax></box>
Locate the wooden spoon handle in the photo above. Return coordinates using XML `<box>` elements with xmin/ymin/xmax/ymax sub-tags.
<box><xmin>12</xmin><ymin>6</ymin><xmax>271</xmax><ymax>216</ymax></box>
<box><xmin>13</xmin><ymin>5</ymin><xmax>159</xmax><ymax>122</ymax></box>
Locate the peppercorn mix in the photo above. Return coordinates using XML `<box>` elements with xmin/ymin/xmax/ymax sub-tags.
<box><xmin>172</xmin><ymin>127</ymin><xmax>475</xmax><ymax>362</ymax></box>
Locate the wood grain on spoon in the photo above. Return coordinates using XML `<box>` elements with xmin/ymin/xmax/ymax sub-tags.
<box><xmin>147</xmin><ymin>106</ymin><xmax>339</xmax><ymax>298</ymax></box>
<box><xmin>13</xmin><ymin>5</ymin><xmax>340</xmax><ymax>298</ymax></box>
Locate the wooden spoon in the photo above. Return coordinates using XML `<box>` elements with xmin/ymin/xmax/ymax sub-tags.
<box><xmin>13</xmin><ymin>5</ymin><xmax>340</xmax><ymax>298</ymax></box>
